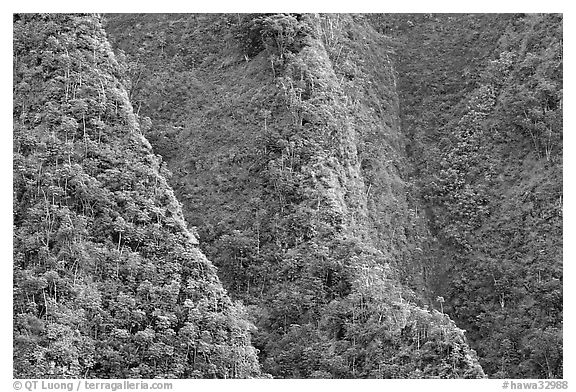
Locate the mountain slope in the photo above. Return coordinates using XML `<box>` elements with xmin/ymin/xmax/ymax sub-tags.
<box><xmin>370</xmin><ymin>13</ymin><xmax>563</xmax><ymax>378</ymax></box>
<box><xmin>105</xmin><ymin>13</ymin><xmax>485</xmax><ymax>378</ymax></box>
<box><xmin>13</xmin><ymin>13</ymin><xmax>261</xmax><ymax>378</ymax></box>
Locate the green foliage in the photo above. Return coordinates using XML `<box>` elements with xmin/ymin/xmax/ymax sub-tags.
<box><xmin>13</xmin><ymin>13</ymin><xmax>261</xmax><ymax>379</ymax></box>
<box><xmin>105</xmin><ymin>13</ymin><xmax>485</xmax><ymax>379</ymax></box>
<box><xmin>372</xmin><ymin>13</ymin><xmax>562</xmax><ymax>378</ymax></box>
<box><xmin>234</xmin><ymin>14</ymin><xmax>308</xmax><ymax>62</ymax></box>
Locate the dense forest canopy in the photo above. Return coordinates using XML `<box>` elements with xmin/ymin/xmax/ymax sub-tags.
<box><xmin>13</xmin><ymin>13</ymin><xmax>562</xmax><ymax>379</ymax></box>
<box><xmin>369</xmin><ymin>14</ymin><xmax>563</xmax><ymax>378</ymax></box>
<box><xmin>13</xmin><ymin>13</ymin><xmax>260</xmax><ymax>378</ymax></box>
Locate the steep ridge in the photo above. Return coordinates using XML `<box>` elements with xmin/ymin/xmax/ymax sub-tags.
<box><xmin>13</xmin><ymin>14</ymin><xmax>261</xmax><ymax>378</ymax></box>
<box><xmin>371</xmin><ymin>14</ymin><xmax>563</xmax><ymax>378</ymax></box>
<box><xmin>105</xmin><ymin>13</ymin><xmax>484</xmax><ymax>378</ymax></box>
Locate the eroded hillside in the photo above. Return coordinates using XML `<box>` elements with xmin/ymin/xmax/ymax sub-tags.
<box><xmin>13</xmin><ymin>14</ymin><xmax>260</xmax><ymax>378</ymax></box>
<box><xmin>370</xmin><ymin>14</ymin><xmax>563</xmax><ymax>378</ymax></box>
<box><xmin>105</xmin><ymin>13</ymin><xmax>485</xmax><ymax>378</ymax></box>
<box><xmin>12</xmin><ymin>12</ymin><xmax>561</xmax><ymax>380</ymax></box>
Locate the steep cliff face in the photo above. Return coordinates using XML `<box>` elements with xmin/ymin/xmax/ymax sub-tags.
<box><xmin>105</xmin><ymin>13</ymin><xmax>484</xmax><ymax>378</ymax></box>
<box><xmin>13</xmin><ymin>14</ymin><xmax>261</xmax><ymax>378</ymax></box>
<box><xmin>15</xmin><ymin>12</ymin><xmax>562</xmax><ymax>380</ymax></box>
<box><xmin>371</xmin><ymin>14</ymin><xmax>563</xmax><ymax>378</ymax></box>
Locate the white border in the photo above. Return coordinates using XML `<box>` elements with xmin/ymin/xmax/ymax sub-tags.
<box><xmin>3</xmin><ymin>5</ymin><xmax>572</xmax><ymax>391</ymax></box>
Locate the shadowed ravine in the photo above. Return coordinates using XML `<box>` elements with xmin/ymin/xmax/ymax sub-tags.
<box><xmin>13</xmin><ymin>13</ymin><xmax>562</xmax><ymax>379</ymax></box>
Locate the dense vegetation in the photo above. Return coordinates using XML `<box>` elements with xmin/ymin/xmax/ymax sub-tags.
<box><xmin>13</xmin><ymin>14</ymin><xmax>260</xmax><ymax>378</ymax></box>
<box><xmin>105</xmin><ymin>13</ymin><xmax>486</xmax><ymax>378</ymax></box>
<box><xmin>13</xmin><ymin>13</ymin><xmax>562</xmax><ymax>379</ymax></box>
<box><xmin>370</xmin><ymin>14</ymin><xmax>563</xmax><ymax>378</ymax></box>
